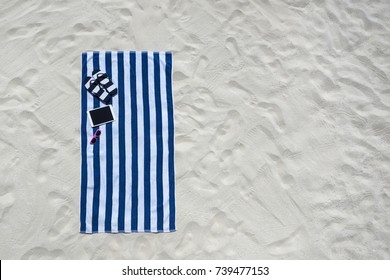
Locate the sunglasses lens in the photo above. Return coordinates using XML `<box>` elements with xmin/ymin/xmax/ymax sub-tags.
<box><xmin>96</xmin><ymin>130</ymin><xmax>101</xmax><ymax>136</ymax></box>
<box><xmin>90</xmin><ymin>138</ymin><xmax>96</xmax><ymax>144</ymax></box>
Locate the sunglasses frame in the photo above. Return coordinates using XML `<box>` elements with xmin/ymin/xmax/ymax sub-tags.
<box><xmin>90</xmin><ymin>129</ymin><xmax>102</xmax><ymax>145</ymax></box>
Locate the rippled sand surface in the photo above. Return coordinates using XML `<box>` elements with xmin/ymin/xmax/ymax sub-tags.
<box><xmin>0</xmin><ymin>0</ymin><xmax>389</xmax><ymax>259</ymax></box>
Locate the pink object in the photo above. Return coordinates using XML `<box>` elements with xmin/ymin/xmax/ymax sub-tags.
<box><xmin>90</xmin><ymin>129</ymin><xmax>101</xmax><ymax>144</ymax></box>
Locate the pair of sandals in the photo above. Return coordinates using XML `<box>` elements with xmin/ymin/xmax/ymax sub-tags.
<box><xmin>84</xmin><ymin>69</ymin><xmax>117</xmax><ymax>104</ymax></box>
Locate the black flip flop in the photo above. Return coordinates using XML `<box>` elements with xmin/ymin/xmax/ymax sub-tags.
<box><xmin>92</xmin><ymin>69</ymin><xmax>118</xmax><ymax>97</ymax></box>
<box><xmin>84</xmin><ymin>76</ymin><xmax>111</xmax><ymax>104</ymax></box>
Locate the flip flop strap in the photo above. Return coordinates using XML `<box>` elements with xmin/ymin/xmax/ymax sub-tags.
<box><xmin>96</xmin><ymin>73</ymin><xmax>110</xmax><ymax>85</ymax></box>
<box><xmin>89</xmin><ymin>79</ymin><xmax>103</xmax><ymax>93</ymax></box>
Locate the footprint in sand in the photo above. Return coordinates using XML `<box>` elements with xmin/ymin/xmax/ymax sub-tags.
<box><xmin>21</xmin><ymin>247</ymin><xmax>64</xmax><ymax>260</ymax></box>
<box><xmin>212</xmin><ymin>110</ymin><xmax>243</xmax><ymax>146</ymax></box>
<box><xmin>48</xmin><ymin>204</ymin><xmax>73</xmax><ymax>239</ymax></box>
<box><xmin>132</xmin><ymin>236</ymin><xmax>154</xmax><ymax>259</ymax></box>
<box><xmin>0</xmin><ymin>69</ymin><xmax>40</xmax><ymax>112</ymax></box>
<box><xmin>175</xmin><ymin>221</ymin><xmax>203</xmax><ymax>258</ymax></box>
<box><xmin>266</xmin><ymin>226</ymin><xmax>308</xmax><ymax>256</ymax></box>
<box><xmin>0</xmin><ymin>193</ymin><xmax>15</xmax><ymax>221</ymax></box>
<box><xmin>0</xmin><ymin>143</ymin><xmax>19</xmax><ymax>221</ymax></box>
<box><xmin>6</xmin><ymin>23</ymin><xmax>44</xmax><ymax>40</ymax></box>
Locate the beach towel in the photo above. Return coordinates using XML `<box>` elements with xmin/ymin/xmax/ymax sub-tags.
<box><xmin>80</xmin><ymin>51</ymin><xmax>175</xmax><ymax>233</ymax></box>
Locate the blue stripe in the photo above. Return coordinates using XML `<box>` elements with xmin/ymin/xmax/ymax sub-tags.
<box><xmin>80</xmin><ymin>53</ymin><xmax>88</xmax><ymax>232</ymax></box>
<box><xmin>165</xmin><ymin>52</ymin><xmax>175</xmax><ymax>231</ymax></box>
<box><xmin>130</xmin><ymin>52</ymin><xmax>138</xmax><ymax>231</ymax></box>
<box><xmin>105</xmin><ymin>52</ymin><xmax>113</xmax><ymax>232</ymax></box>
<box><xmin>92</xmin><ymin>52</ymin><xmax>101</xmax><ymax>232</ymax></box>
<box><xmin>142</xmin><ymin>52</ymin><xmax>151</xmax><ymax>231</ymax></box>
<box><xmin>117</xmin><ymin>51</ymin><xmax>126</xmax><ymax>231</ymax></box>
<box><xmin>153</xmin><ymin>52</ymin><xmax>164</xmax><ymax>231</ymax></box>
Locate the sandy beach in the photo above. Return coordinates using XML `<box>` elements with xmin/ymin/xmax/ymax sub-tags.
<box><xmin>0</xmin><ymin>0</ymin><xmax>390</xmax><ymax>259</ymax></box>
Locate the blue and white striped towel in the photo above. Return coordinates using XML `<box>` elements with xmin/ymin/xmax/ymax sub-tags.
<box><xmin>80</xmin><ymin>51</ymin><xmax>175</xmax><ymax>233</ymax></box>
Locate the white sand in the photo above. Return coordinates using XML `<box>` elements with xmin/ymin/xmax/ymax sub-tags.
<box><xmin>0</xmin><ymin>0</ymin><xmax>390</xmax><ymax>259</ymax></box>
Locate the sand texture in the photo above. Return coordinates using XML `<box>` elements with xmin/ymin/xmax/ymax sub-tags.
<box><xmin>1</xmin><ymin>0</ymin><xmax>390</xmax><ymax>259</ymax></box>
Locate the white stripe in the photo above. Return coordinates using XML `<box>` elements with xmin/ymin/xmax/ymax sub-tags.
<box><xmin>85</xmin><ymin>52</ymin><xmax>95</xmax><ymax>233</ymax></box>
<box><xmin>101</xmin><ymin>78</ymin><xmax>109</xmax><ymax>84</ymax></box>
<box><xmin>148</xmin><ymin>52</ymin><xmax>158</xmax><ymax>232</ymax></box>
<box><xmin>107</xmin><ymin>84</ymin><xmax>116</xmax><ymax>92</ymax></box>
<box><xmin>124</xmin><ymin>51</ymin><xmax>132</xmax><ymax>231</ymax></box>
<box><xmin>98</xmin><ymin>52</ymin><xmax>107</xmax><ymax>232</ymax></box>
<box><xmin>111</xmin><ymin>52</ymin><xmax>120</xmax><ymax>232</ymax></box>
<box><xmin>92</xmin><ymin>85</ymin><xmax>101</xmax><ymax>94</ymax></box>
<box><xmin>100</xmin><ymin>91</ymin><xmax>109</xmax><ymax>101</ymax></box>
<box><xmin>136</xmin><ymin>51</ymin><xmax>145</xmax><ymax>231</ymax></box>
<box><xmin>160</xmin><ymin>52</ymin><xmax>170</xmax><ymax>232</ymax></box>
